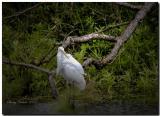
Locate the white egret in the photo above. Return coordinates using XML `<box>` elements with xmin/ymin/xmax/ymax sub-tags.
<box><xmin>57</xmin><ymin>46</ymin><xmax>86</xmax><ymax>90</ymax></box>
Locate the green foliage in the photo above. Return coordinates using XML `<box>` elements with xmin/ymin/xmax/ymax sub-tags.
<box><xmin>3</xmin><ymin>65</ymin><xmax>32</xmax><ymax>99</ymax></box>
<box><xmin>3</xmin><ymin>72</ymin><xmax>24</xmax><ymax>99</ymax></box>
<box><xmin>29</xmin><ymin>72</ymin><xmax>50</xmax><ymax>96</ymax></box>
<box><xmin>136</xmin><ymin>66</ymin><xmax>158</xmax><ymax>96</ymax></box>
<box><xmin>2</xmin><ymin>3</ymin><xmax>158</xmax><ymax>109</ymax></box>
<box><xmin>74</xmin><ymin>44</ymin><xmax>89</xmax><ymax>63</ymax></box>
<box><xmin>96</xmin><ymin>70</ymin><xmax>115</xmax><ymax>99</ymax></box>
<box><xmin>3</xmin><ymin>26</ymin><xmax>15</xmax><ymax>57</ymax></box>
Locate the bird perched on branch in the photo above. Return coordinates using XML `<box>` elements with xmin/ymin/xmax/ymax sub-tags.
<box><xmin>57</xmin><ymin>46</ymin><xmax>86</xmax><ymax>90</ymax></box>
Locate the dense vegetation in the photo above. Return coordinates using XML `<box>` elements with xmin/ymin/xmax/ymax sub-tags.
<box><xmin>2</xmin><ymin>2</ymin><xmax>158</xmax><ymax>113</ymax></box>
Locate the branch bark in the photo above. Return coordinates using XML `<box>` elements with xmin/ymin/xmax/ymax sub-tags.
<box><xmin>3</xmin><ymin>60</ymin><xmax>51</xmax><ymax>74</ymax></box>
<box><xmin>48</xmin><ymin>72</ymin><xmax>58</xmax><ymax>98</ymax></box>
<box><xmin>62</xmin><ymin>33</ymin><xmax>116</xmax><ymax>48</ymax></box>
<box><xmin>100</xmin><ymin>3</ymin><xmax>154</xmax><ymax>64</ymax></box>
<box><xmin>82</xmin><ymin>3</ymin><xmax>154</xmax><ymax>67</ymax></box>
<box><xmin>115</xmin><ymin>2</ymin><xmax>143</xmax><ymax>10</ymax></box>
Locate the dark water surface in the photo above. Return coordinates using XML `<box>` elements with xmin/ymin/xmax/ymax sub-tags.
<box><xmin>3</xmin><ymin>100</ymin><xmax>158</xmax><ymax>115</ymax></box>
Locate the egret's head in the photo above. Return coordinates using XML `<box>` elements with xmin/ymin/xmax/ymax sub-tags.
<box><xmin>58</xmin><ymin>47</ymin><xmax>64</xmax><ymax>52</ymax></box>
<box><xmin>58</xmin><ymin>46</ymin><xmax>69</xmax><ymax>58</ymax></box>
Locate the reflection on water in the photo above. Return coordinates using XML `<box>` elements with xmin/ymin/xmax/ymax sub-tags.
<box><xmin>3</xmin><ymin>100</ymin><xmax>158</xmax><ymax>115</ymax></box>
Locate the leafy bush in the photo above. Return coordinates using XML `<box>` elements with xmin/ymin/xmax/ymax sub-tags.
<box><xmin>2</xmin><ymin>3</ymin><xmax>158</xmax><ymax>106</ymax></box>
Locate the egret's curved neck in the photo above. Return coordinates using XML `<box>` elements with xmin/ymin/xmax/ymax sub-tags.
<box><xmin>60</xmin><ymin>50</ymin><xmax>69</xmax><ymax>59</ymax></box>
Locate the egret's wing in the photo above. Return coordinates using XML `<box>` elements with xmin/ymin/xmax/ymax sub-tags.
<box><xmin>63</xmin><ymin>62</ymin><xmax>84</xmax><ymax>76</ymax></box>
<box><xmin>61</xmin><ymin>62</ymin><xmax>84</xmax><ymax>82</ymax></box>
<box><xmin>57</xmin><ymin>52</ymin><xmax>85</xmax><ymax>76</ymax></box>
<box><xmin>62</xmin><ymin>62</ymin><xmax>86</xmax><ymax>90</ymax></box>
<box><xmin>66</xmin><ymin>54</ymin><xmax>85</xmax><ymax>75</ymax></box>
<box><xmin>75</xmin><ymin>65</ymin><xmax>84</xmax><ymax>75</ymax></box>
<box><xmin>64</xmin><ymin>60</ymin><xmax>84</xmax><ymax>75</ymax></box>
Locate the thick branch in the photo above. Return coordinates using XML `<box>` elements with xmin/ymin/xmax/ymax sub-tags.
<box><xmin>4</xmin><ymin>3</ymin><xmax>41</xmax><ymax>19</ymax></box>
<box><xmin>115</xmin><ymin>2</ymin><xmax>143</xmax><ymax>10</ymax></box>
<box><xmin>62</xmin><ymin>33</ymin><xmax>116</xmax><ymax>48</ymax></box>
<box><xmin>83</xmin><ymin>3</ymin><xmax>154</xmax><ymax>67</ymax></box>
<box><xmin>3</xmin><ymin>60</ymin><xmax>51</xmax><ymax>74</ymax></box>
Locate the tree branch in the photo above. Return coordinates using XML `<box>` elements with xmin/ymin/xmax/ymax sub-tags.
<box><xmin>2</xmin><ymin>2</ymin><xmax>155</xmax><ymax>99</ymax></box>
<box><xmin>82</xmin><ymin>3</ymin><xmax>154</xmax><ymax>67</ymax></box>
<box><xmin>97</xmin><ymin>21</ymin><xmax>129</xmax><ymax>33</ymax></box>
<box><xmin>3</xmin><ymin>59</ymin><xmax>58</xmax><ymax>98</ymax></box>
<box><xmin>34</xmin><ymin>46</ymin><xmax>56</xmax><ymax>66</ymax></box>
<box><xmin>62</xmin><ymin>33</ymin><xmax>116</xmax><ymax>48</ymax></box>
<box><xmin>3</xmin><ymin>60</ymin><xmax>51</xmax><ymax>74</ymax></box>
<box><xmin>4</xmin><ymin>3</ymin><xmax>41</xmax><ymax>19</ymax></box>
<box><xmin>115</xmin><ymin>2</ymin><xmax>143</xmax><ymax>10</ymax></box>
<box><xmin>48</xmin><ymin>73</ymin><xmax>58</xmax><ymax>99</ymax></box>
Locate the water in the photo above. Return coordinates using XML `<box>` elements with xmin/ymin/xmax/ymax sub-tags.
<box><xmin>83</xmin><ymin>101</ymin><xmax>158</xmax><ymax>115</ymax></box>
<box><xmin>3</xmin><ymin>102</ymin><xmax>58</xmax><ymax>115</ymax></box>
<box><xmin>3</xmin><ymin>100</ymin><xmax>158</xmax><ymax>115</ymax></box>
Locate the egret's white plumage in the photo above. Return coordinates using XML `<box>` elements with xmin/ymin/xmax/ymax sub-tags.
<box><xmin>57</xmin><ymin>47</ymin><xmax>86</xmax><ymax>90</ymax></box>
<box><xmin>65</xmin><ymin>54</ymin><xmax>85</xmax><ymax>75</ymax></box>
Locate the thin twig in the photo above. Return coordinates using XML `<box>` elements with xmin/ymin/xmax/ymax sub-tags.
<box><xmin>4</xmin><ymin>3</ymin><xmax>41</xmax><ymax>19</ymax></box>
<box><xmin>115</xmin><ymin>2</ymin><xmax>143</xmax><ymax>10</ymax></box>
<box><xmin>64</xmin><ymin>29</ymin><xmax>78</xmax><ymax>40</ymax></box>
<box><xmin>97</xmin><ymin>22</ymin><xmax>129</xmax><ymax>33</ymax></box>
<box><xmin>35</xmin><ymin>46</ymin><xmax>56</xmax><ymax>66</ymax></box>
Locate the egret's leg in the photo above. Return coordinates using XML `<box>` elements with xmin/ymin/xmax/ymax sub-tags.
<box><xmin>69</xmin><ymin>81</ymin><xmax>75</xmax><ymax>111</ymax></box>
<box><xmin>66</xmin><ymin>81</ymin><xmax>73</xmax><ymax>105</ymax></box>
<box><xmin>64</xmin><ymin>80</ymin><xmax>69</xmax><ymax>101</ymax></box>
<box><xmin>68</xmin><ymin>81</ymin><xmax>72</xmax><ymax>101</ymax></box>
<box><xmin>66</xmin><ymin>81</ymin><xmax>70</xmax><ymax>99</ymax></box>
